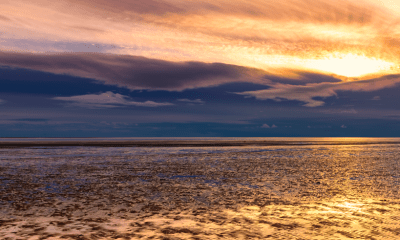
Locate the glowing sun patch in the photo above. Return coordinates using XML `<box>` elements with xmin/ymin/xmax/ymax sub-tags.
<box><xmin>304</xmin><ymin>53</ymin><xmax>395</xmax><ymax>78</ymax></box>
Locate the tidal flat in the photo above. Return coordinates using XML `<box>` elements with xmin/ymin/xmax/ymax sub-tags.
<box><xmin>0</xmin><ymin>139</ymin><xmax>400</xmax><ymax>239</ymax></box>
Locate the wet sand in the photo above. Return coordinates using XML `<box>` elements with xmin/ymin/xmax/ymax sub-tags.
<box><xmin>1</xmin><ymin>144</ymin><xmax>400</xmax><ymax>239</ymax></box>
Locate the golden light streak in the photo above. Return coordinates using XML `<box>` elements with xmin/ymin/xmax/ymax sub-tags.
<box><xmin>304</xmin><ymin>53</ymin><xmax>396</xmax><ymax>77</ymax></box>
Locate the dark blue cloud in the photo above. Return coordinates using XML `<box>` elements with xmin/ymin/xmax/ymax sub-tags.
<box><xmin>0</xmin><ymin>67</ymin><xmax>118</xmax><ymax>96</ymax></box>
<box><xmin>0</xmin><ymin>51</ymin><xmax>266</xmax><ymax>91</ymax></box>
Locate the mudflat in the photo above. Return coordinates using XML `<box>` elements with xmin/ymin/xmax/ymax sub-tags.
<box><xmin>1</xmin><ymin>143</ymin><xmax>400</xmax><ymax>239</ymax></box>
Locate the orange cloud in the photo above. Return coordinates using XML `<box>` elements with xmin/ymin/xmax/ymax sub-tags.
<box><xmin>1</xmin><ymin>0</ymin><xmax>400</xmax><ymax>78</ymax></box>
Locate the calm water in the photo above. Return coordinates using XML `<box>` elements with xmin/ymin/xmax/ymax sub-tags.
<box><xmin>0</xmin><ymin>138</ymin><xmax>400</xmax><ymax>239</ymax></box>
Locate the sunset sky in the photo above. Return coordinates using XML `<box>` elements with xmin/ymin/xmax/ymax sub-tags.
<box><xmin>1</xmin><ymin>0</ymin><xmax>400</xmax><ymax>137</ymax></box>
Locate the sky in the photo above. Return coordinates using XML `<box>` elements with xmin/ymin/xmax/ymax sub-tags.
<box><xmin>1</xmin><ymin>0</ymin><xmax>400</xmax><ymax>137</ymax></box>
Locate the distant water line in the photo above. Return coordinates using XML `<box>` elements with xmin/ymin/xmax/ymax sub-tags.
<box><xmin>1</xmin><ymin>137</ymin><xmax>400</xmax><ymax>148</ymax></box>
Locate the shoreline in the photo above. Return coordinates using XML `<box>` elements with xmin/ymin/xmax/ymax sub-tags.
<box><xmin>1</xmin><ymin>139</ymin><xmax>400</xmax><ymax>148</ymax></box>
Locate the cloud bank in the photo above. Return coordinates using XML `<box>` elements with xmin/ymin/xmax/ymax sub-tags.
<box><xmin>0</xmin><ymin>51</ymin><xmax>266</xmax><ymax>91</ymax></box>
<box><xmin>2</xmin><ymin>50</ymin><xmax>400</xmax><ymax>108</ymax></box>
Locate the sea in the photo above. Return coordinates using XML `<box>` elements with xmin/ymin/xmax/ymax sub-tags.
<box><xmin>0</xmin><ymin>137</ymin><xmax>399</xmax><ymax>239</ymax></box>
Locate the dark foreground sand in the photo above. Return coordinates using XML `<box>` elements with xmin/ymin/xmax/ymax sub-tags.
<box><xmin>1</xmin><ymin>144</ymin><xmax>400</xmax><ymax>239</ymax></box>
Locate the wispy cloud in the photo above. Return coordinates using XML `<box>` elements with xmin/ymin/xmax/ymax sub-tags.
<box><xmin>372</xmin><ymin>96</ymin><xmax>381</xmax><ymax>100</ymax></box>
<box><xmin>261</xmin><ymin>124</ymin><xmax>277</xmax><ymax>128</ymax></box>
<box><xmin>177</xmin><ymin>99</ymin><xmax>205</xmax><ymax>104</ymax></box>
<box><xmin>0</xmin><ymin>15</ymin><xmax>10</xmax><ymax>22</ymax></box>
<box><xmin>53</xmin><ymin>92</ymin><xmax>173</xmax><ymax>108</ymax></box>
<box><xmin>237</xmin><ymin>75</ymin><xmax>400</xmax><ymax>107</ymax></box>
